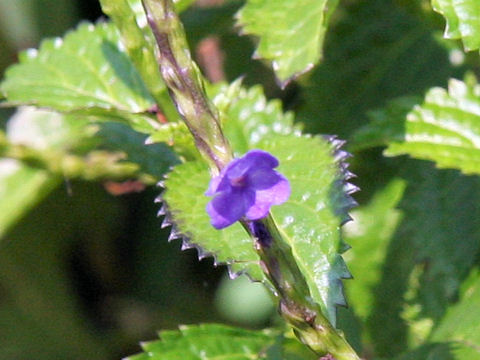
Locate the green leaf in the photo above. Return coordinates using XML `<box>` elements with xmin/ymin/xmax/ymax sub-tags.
<box><xmin>98</xmin><ymin>0</ymin><xmax>179</xmax><ymax>121</ymax></box>
<box><xmin>236</xmin><ymin>0</ymin><xmax>339</xmax><ymax>85</ymax></box>
<box><xmin>0</xmin><ymin>22</ymin><xmax>159</xmax><ymax>133</ymax></box>
<box><xmin>432</xmin><ymin>0</ymin><xmax>480</xmax><ymax>51</ymax></box>
<box><xmin>431</xmin><ymin>270</ymin><xmax>480</xmax><ymax>359</ymax></box>
<box><xmin>146</xmin><ymin>121</ymin><xmax>200</xmax><ymax>161</ymax></box>
<box><xmin>296</xmin><ymin>0</ymin><xmax>462</xmax><ymax>138</ymax></box>
<box><xmin>99</xmin><ymin>0</ymin><xmax>164</xmax><ymax>101</ymax></box>
<box><xmin>350</xmin><ymin>97</ymin><xmax>422</xmax><ymax>152</ymax></box>
<box><xmin>162</xmin><ymin>78</ymin><xmax>354</xmax><ymax>328</ymax></box>
<box><xmin>366</xmin><ymin>162</ymin><xmax>480</xmax><ymax>356</ymax></box>
<box><xmin>125</xmin><ymin>323</ymin><xmax>316</xmax><ymax>360</ymax></box>
<box><xmin>342</xmin><ymin>178</ymin><xmax>406</xmax><ymax>320</ymax></box>
<box><xmin>161</xmin><ymin>160</ymin><xmax>264</xmax><ymax>279</ymax></box>
<box><xmin>163</xmin><ymin>133</ymin><xmax>354</xmax><ymax>326</ymax></box>
<box><xmin>0</xmin><ymin>160</ymin><xmax>57</xmax><ymax>239</ymax></box>
<box><xmin>387</xmin><ymin>77</ymin><xmax>480</xmax><ymax>175</ymax></box>
<box><xmin>391</xmin><ymin>343</ymin><xmax>456</xmax><ymax>360</ymax></box>
<box><xmin>263</xmin><ymin>135</ymin><xmax>354</xmax><ymax>326</ymax></box>
<box><xmin>126</xmin><ymin>324</ymin><xmax>274</xmax><ymax>360</ymax></box>
<box><xmin>0</xmin><ymin>107</ymin><xmax>92</xmax><ymax>239</ymax></box>
<box><xmin>97</xmin><ymin>122</ymin><xmax>179</xmax><ymax>180</ymax></box>
<box><xmin>353</xmin><ymin>76</ymin><xmax>480</xmax><ymax>175</ymax></box>
<box><xmin>213</xmin><ymin>82</ymin><xmax>300</xmax><ymax>155</ymax></box>
<box><xmin>4</xmin><ymin>106</ymin><xmax>94</xmax><ymax>150</ymax></box>
<box><xmin>173</xmin><ymin>0</ymin><xmax>197</xmax><ymax>12</ymax></box>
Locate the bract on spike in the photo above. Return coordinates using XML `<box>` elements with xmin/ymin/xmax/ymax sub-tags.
<box><xmin>157</xmin><ymin>180</ymin><xmax>165</xmax><ymax>188</ymax></box>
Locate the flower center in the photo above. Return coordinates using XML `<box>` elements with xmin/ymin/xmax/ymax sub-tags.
<box><xmin>230</xmin><ymin>175</ymin><xmax>247</xmax><ymax>188</ymax></box>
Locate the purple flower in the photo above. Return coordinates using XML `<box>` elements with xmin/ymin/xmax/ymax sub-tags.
<box><xmin>206</xmin><ymin>149</ymin><xmax>290</xmax><ymax>229</ymax></box>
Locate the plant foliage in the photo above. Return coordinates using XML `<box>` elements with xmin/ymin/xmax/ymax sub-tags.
<box><xmin>1</xmin><ymin>0</ymin><xmax>480</xmax><ymax>359</ymax></box>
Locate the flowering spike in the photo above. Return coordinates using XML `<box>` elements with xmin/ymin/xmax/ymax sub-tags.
<box><xmin>142</xmin><ymin>0</ymin><xmax>233</xmax><ymax>172</ymax></box>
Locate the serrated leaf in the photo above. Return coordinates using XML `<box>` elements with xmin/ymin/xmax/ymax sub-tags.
<box><xmin>386</xmin><ymin>77</ymin><xmax>480</xmax><ymax>174</ymax></box>
<box><xmin>342</xmin><ymin>178</ymin><xmax>406</xmax><ymax>320</ymax></box>
<box><xmin>0</xmin><ymin>22</ymin><xmax>159</xmax><ymax>133</ymax></box>
<box><xmin>236</xmin><ymin>0</ymin><xmax>338</xmax><ymax>85</ymax></box>
<box><xmin>297</xmin><ymin>0</ymin><xmax>462</xmax><ymax>138</ymax></box>
<box><xmin>353</xmin><ymin>77</ymin><xmax>480</xmax><ymax>175</ymax></box>
<box><xmin>146</xmin><ymin>121</ymin><xmax>200</xmax><ymax>161</ymax></box>
<box><xmin>161</xmin><ymin>160</ymin><xmax>264</xmax><ymax>280</ymax></box>
<box><xmin>263</xmin><ymin>135</ymin><xmax>354</xmax><ymax>326</ymax></box>
<box><xmin>5</xmin><ymin>106</ymin><xmax>94</xmax><ymax>150</ymax></box>
<box><xmin>432</xmin><ymin>0</ymin><xmax>480</xmax><ymax>51</ymax></box>
<box><xmin>126</xmin><ymin>323</ymin><xmax>316</xmax><ymax>360</ymax></box>
<box><xmin>350</xmin><ymin>97</ymin><xmax>422</xmax><ymax>152</ymax></box>
<box><xmin>216</xmin><ymin>83</ymin><xmax>300</xmax><ymax>155</ymax></box>
<box><xmin>125</xmin><ymin>324</ymin><xmax>274</xmax><ymax>360</ymax></box>
<box><xmin>163</xmin><ymin>133</ymin><xmax>354</xmax><ymax>326</ymax></box>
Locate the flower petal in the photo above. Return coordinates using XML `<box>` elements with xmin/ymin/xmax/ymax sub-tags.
<box><xmin>245</xmin><ymin>176</ymin><xmax>290</xmax><ymax>220</ymax></box>
<box><xmin>205</xmin><ymin>175</ymin><xmax>222</xmax><ymax>196</ymax></box>
<box><xmin>207</xmin><ymin>189</ymin><xmax>255</xmax><ymax>229</ymax></box>
<box><xmin>244</xmin><ymin>149</ymin><xmax>279</xmax><ymax>169</ymax></box>
<box><xmin>225</xmin><ymin>149</ymin><xmax>279</xmax><ymax>182</ymax></box>
<box><xmin>248</xmin><ymin>168</ymin><xmax>284</xmax><ymax>190</ymax></box>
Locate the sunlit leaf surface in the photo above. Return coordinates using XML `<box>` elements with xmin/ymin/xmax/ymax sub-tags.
<box><xmin>432</xmin><ymin>0</ymin><xmax>480</xmax><ymax>51</ymax></box>
<box><xmin>236</xmin><ymin>0</ymin><xmax>338</xmax><ymax>85</ymax></box>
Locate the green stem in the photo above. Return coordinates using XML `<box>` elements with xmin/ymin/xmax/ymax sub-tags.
<box><xmin>244</xmin><ymin>216</ymin><xmax>360</xmax><ymax>360</ymax></box>
<box><xmin>0</xmin><ymin>134</ymin><xmax>151</xmax><ymax>182</ymax></box>
<box><xmin>99</xmin><ymin>0</ymin><xmax>178</xmax><ymax>122</ymax></box>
